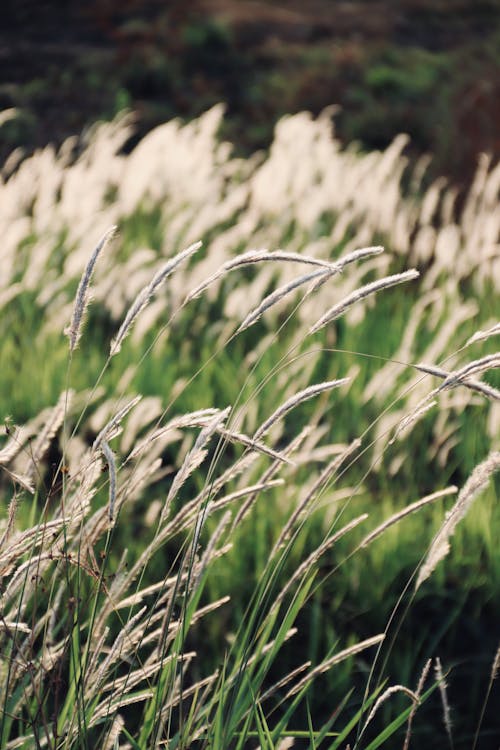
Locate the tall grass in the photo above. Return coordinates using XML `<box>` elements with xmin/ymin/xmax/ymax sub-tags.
<box><xmin>0</xmin><ymin>106</ymin><xmax>498</xmax><ymax>748</ymax></box>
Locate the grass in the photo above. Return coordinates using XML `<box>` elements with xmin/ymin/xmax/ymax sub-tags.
<box><xmin>0</xmin><ymin>106</ymin><xmax>498</xmax><ymax>748</ymax></box>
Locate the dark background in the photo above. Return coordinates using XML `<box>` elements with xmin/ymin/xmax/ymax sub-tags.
<box><xmin>1</xmin><ymin>0</ymin><xmax>500</xmax><ymax>186</ymax></box>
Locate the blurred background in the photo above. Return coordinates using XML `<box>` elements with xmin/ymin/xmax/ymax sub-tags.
<box><xmin>1</xmin><ymin>4</ymin><xmax>500</xmax><ymax>747</ymax></box>
<box><xmin>2</xmin><ymin>0</ymin><xmax>500</xmax><ymax>187</ymax></box>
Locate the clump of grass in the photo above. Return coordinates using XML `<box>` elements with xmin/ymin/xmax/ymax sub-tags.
<box><xmin>0</xmin><ymin>106</ymin><xmax>498</xmax><ymax>747</ymax></box>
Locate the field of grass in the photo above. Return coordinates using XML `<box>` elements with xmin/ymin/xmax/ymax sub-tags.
<box><xmin>0</xmin><ymin>106</ymin><xmax>498</xmax><ymax>748</ymax></box>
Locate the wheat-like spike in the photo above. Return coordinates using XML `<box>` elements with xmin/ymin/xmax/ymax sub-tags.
<box><xmin>337</xmin><ymin>245</ymin><xmax>385</xmax><ymax>267</ymax></box>
<box><xmin>217</xmin><ymin>427</ymin><xmax>293</xmax><ymax>464</ymax></box>
<box><xmin>210</xmin><ymin>479</ymin><xmax>284</xmax><ymax>515</ymax></box>
<box><xmin>0</xmin><ymin>493</ymin><xmax>20</xmax><ymax>553</ymax></box>
<box><xmin>490</xmin><ymin>643</ymin><xmax>500</xmax><ymax>682</ymax></box>
<box><xmin>245</xmin><ymin>629</ymin><xmax>298</xmax><ymax>669</ymax></box>
<box><xmin>0</xmin><ymin>620</ymin><xmax>31</xmax><ymax>635</ymax></box>
<box><xmin>284</xmin><ymin>634</ymin><xmax>384</xmax><ymax>699</ymax></box>
<box><xmin>110</xmin><ymin>241</ymin><xmax>201</xmax><ymax>355</ymax></box>
<box><xmin>127</xmin><ymin>409</ymin><xmax>219</xmax><ymax>460</ymax></box>
<box><xmin>274</xmin><ymin>515</ymin><xmax>368</xmax><ymax>609</ymax></box>
<box><xmin>100</xmin><ymin>441</ymin><xmax>117</xmax><ymax>526</ymax></box>
<box><xmin>390</xmin><ymin>400</ymin><xmax>438</xmax><ymax>443</ymax></box>
<box><xmin>415</xmin><ymin>362</ymin><xmax>500</xmax><ymax>401</ymax></box>
<box><xmin>0</xmin><ymin>426</ymin><xmax>31</xmax><ymax>465</ymax></box>
<box><xmin>65</xmin><ymin>226</ymin><xmax>117</xmax><ymax>351</ymax></box>
<box><xmin>238</xmin><ymin>268</ymin><xmax>330</xmax><ymax>332</ymax></box>
<box><xmin>259</xmin><ymin>662</ymin><xmax>312</xmax><ymax>703</ymax></box>
<box><xmin>466</xmin><ymin>323</ymin><xmax>500</xmax><ymax>346</ymax></box>
<box><xmin>360</xmin><ymin>486</ymin><xmax>457</xmax><ymax>549</ymax></box>
<box><xmin>102</xmin><ymin>714</ymin><xmax>125</xmax><ymax>750</ymax></box>
<box><xmin>438</xmin><ymin>353</ymin><xmax>500</xmax><ymax>390</ymax></box>
<box><xmin>193</xmin><ymin>511</ymin><xmax>232</xmax><ymax>590</ymax></box>
<box><xmin>0</xmin><ymin>519</ymin><xmax>66</xmax><ymax>582</ymax></box>
<box><xmin>25</xmin><ymin>390</ymin><xmax>72</xmax><ymax>481</ymax></box>
<box><xmin>361</xmin><ymin>685</ymin><xmax>419</xmax><ymax>738</ymax></box>
<box><xmin>310</xmin><ymin>246</ymin><xmax>385</xmax><ymax>293</ymax></box>
<box><xmin>84</xmin><ymin>626</ymin><xmax>110</xmax><ymax>685</ymax></box>
<box><xmin>88</xmin><ymin>605</ymin><xmax>147</xmax><ymax>700</ymax></box>
<box><xmin>160</xmin><ymin>670</ymin><xmax>219</xmax><ymax>716</ymax></box>
<box><xmin>416</xmin><ymin>451</ymin><xmax>500</xmax><ymax>590</ymax></box>
<box><xmin>90</xmin><ymin>690</ymin><xmax>154</xmax><ymax>726</ymax></box>
<box><xmin>185</xmin><ymin>249</ymin><xmax>340</xmax><ymax>302</ymax></box>
<box><xmin>103</xmin><ymin>651</ymin><xmax>195</xmax><ymax>695</ymax></box>
<box><xmin>254</xmin><ymin>379</ymin><xmax>349</xmax><ymax>440</ymax></box>
<box><xmin>232</xmin><ymin>426</ymin><xmax>313</xmax><ymax>530</ymax></box>
<box><xmin>435</xmin><ymin>658</ymin><xmax>453</xmax><ymax>747</ymax></box>
<box><xmin>403</xmin><ymin>659</ymin><xmax>432</xmax><ymax>750</ymax></box>
<box><xmin>272</xmin><ymin>438</ymin><xmax>361</xmax><ymax>556</ymax></box>
<box><xmin>309</xmin><ymin>270</ymin><xmax>419</xmax><ymax>334</ymax></box>
<box><xmin>159</xmin><ymin>407</ymin><xmax>231</xmax><ymax>525</ymax></box>
<box><xmin>0</xmin><ymin>468</ymin><xmax>35</xmax><ymax>495</ymax></box>
<box><xmin>92</xmin><ymin>395</ymin><xmax>142</xmax><ymax>451</ymax></box>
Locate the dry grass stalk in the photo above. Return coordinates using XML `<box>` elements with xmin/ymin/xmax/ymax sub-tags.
<box><xmin>0</xmin><ymin>426</ymin><xmax>32</xmax><ymax>466</ymax></box>
<box><xmin>259</xmin><ymin>661</ymin><xmax>312</xmax><ymax>703</ymax></box>
<box><xmin>238</xmin><ymin>268</ymin><xmax>330</xmax><ymax>332</ymax></box>
<box><xmin>127</xmin><ymin>408</ymin><xmax>220</xmax><ymax>460</ymax></box>
<box><xmin>415</xmin><ymin>360</ymin><xmax>500</xmax><ymax>401</ymax></box>
<box><xmin>100</xmin><ymin>441</ymin><xmax>117</xmax><ymax>525</ymax></box>
<box><xmin>254</xmin><ymin>379</ymin><xmax>349</xmax><ymax>440</ymax></box>
<box><xmin>466</xmin><ymin>323</ymin><xmax>500</xmax><ymax>346</ymax></box>
<box><xmin>436</xmin><ymin>353</ymin><xmax>500</xmax><ymax>390</ymax></box>
<box><xmin>403</xmin><ymin>658</ymin><xmax>433</xmax><ymax>750</ymax></box>
<box><xmin>284</xmin><ymin>634</ymin><xmax>384</xmax><ymax>699</ymax></box>
<box><xmin>416</xmin><ymin>450</ymin><xmax>500</xmax><ymax>590</ymax></box>
<box><xmin>160</xmin><ymin>407</ymin><xmax>231</xmax><ymax>525</ymax></box>
<box><xmin>309</xmin><ymin>270</ymin><xmax>419</xmax><ymax>334</ymax></box>
<box><xmin>490</xmin><ymin>643</ymin><xmax>500</xmax><ymax>682</ymax></box>
<box><xmin>231</xmin><ymin>426</ymin><xmax>313</xmax><ymax>530</ymax></box>
<box><xmin>390</xmin><ymin>400</ymin><xmax>438</xmax><ymax>443</ymax></box>
<box><xmin>0</xmin><ymin>493</ymin><xmax>20</xmax><ymax>552</ymax></box>
<box><xmin>274</xmin><ymin>514</ymin><xmax>368</xmax><ymax>610</ymax></box>
<box><xmin>210</xmin><ymin>479</ymin><xmax>284</xmax><ymax>516</ymax></box>
<box><xmin>93</xmin><ymin>395</ymin><xmax>142</xmax><ymax>451</ymax></box>
<box><xmin>360</xmin><ymin>486</ymin><xmax>457</xmax><ymax>549</ymax></box>
<box><xmin>186</xmin><ymin>249</ymin><xmax>341</xmax><ymax>302</ymax></box>
<box><xmin>65</xmin><ymin>226</ymin><xmax>117</xmax><ymax>351</ymax></box>
<box><xmin>360</xmin><ymin>685</ymin><xmax>420</xmax><ymax>739</ymax></box>
<box><xmin>272</xmin><ymin>438</ymin><xmax>362</xmax><ymax>556</ymax></box>
<box><xmin>216</xmin><ymin>427</ymin><xmax>293</xmax><ymax>464</ymax></box>
<box><xmin>88</xmin><ymin>605</ymin><xmax>148</xmax><ymax>700</ymax></box>
<box><xmin>23</xmin><ymin>390</ymin><xmax>72</xmax><ymax>482</ymax></box>
<box><xmin>435</xmin><ymin>657</ymin><xmax>453</xmax><ymax>748</ymax></box>
<box><xmin>110</xmin><ymin>240</ymin><xmax>201</xmax><ymax>355</ymax></box>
